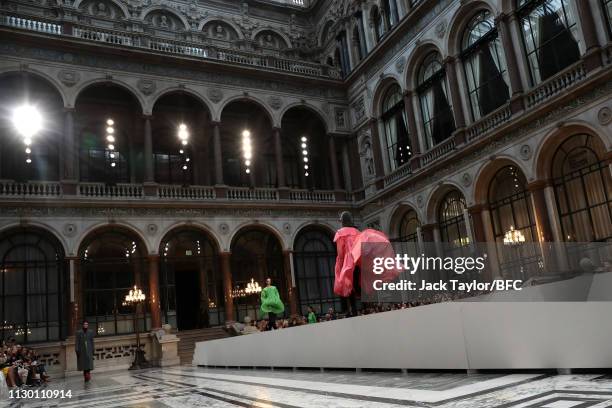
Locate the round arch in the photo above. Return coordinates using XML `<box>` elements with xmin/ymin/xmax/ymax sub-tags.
<box><xmin>157</xmin><ymin>223</ymin><xmax>221</xmax><ymax>255</ymax></box>
<box><xmin>141</xmin><ymin>6</ymin><xmax>190</xmax><ymax>31</ymax></box>
<box><xmin>149</xmin><ymin>87</ymin><xmax>213</xmax><ymax>116</ymax></box>
<box><xmin>319</xmin><ymin>20</ymin><xmax>335</xmax><ymax>46</ymax></box>
<box><xmin>72</xmin><ymin>79</ymin><xmax>145</xmax><ymax>114</ymax></box>
<box><xmin>73</xmin><ymin>0</ymin><xmax>130</xmax><ymax>19</ymax></box>
<box><xmin>219</xmin><ymin>95</ymin><xmax>275</xmax><ymax>126</ymax></box>
<box><xmin>0</xmin><ymin>222</ymin><xmax>68</xmax><ymax>256</ymax></box>
<box><xmin>0</xmin><ymin>68</ymin><xmax>68</xmax><ymax>108</ymax></box>
<box><xmin>198</xmin><ymin>17</ymin><xmax>245</xmax><ymax>39</ymax></box>
<box><xmin>473</xmin><ymin>157</ymin><xmax>530</xmax><ymax>205</ymax></box>
<box><xmin>388</xmin><ymin>202</ymin><xmax>421</xmax><ymax>238</ymax></box>
<box><xmin>228</xmin><ymin>222</ymin><xmax>285</xmax><ymax>252</ymax></box>
<box><xmin>291</xmin><ymin>222</ymin><xmax>336</xmax><ymax>250</ymax></box>
<box><xmin>445</xmin><ymin>1</ymin><xmax>497</xmax><ymax>57</ymax></box>
<box><xmin>76</xmin><ymin>222</ymin><xmax>150</xmax><ymax>256</ymax></box>
<box><xmin>405</xmin><ymin>42</ymin><xmax>444</xmax><ymax>91</ymax></box>
<box><xmin>279</xmin><ymin>103</ymin><xmax>330</xmax><ymax>133</ymax></box>
<box><xmin>535</xmin><ymin>123</ymin><xmax>611</xmax><ymax>180</ymax></box>
<box><xmin>425</xmin><ymin>182</ymin><xmax>468</xmax><ymax>223</ymax></box>
<box><xmin>371</xmin><ymin>76</ymin><xmax>404</xmax><ymax>118</ymax></box>
<box><xmin>252</xmin><ymin>28</ymin><xmax>292</xmax><ymax>49</ymax></box>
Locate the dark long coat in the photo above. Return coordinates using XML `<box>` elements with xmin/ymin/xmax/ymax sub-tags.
<box><xmin>75</xmin><ymin>329</ymin><xmax>95</xmax><ymax>371</ymax></box>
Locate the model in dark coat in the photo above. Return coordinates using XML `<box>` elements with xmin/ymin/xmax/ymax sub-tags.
<box><xmin>75</xmin><ymin>321</ymin><xmax>95</xmax><ymax>382</ymax></box>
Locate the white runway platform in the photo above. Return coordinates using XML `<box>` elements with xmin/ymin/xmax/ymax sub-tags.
<box><xmin>193</xmin><ymin>272</ymin><xmax>612</xmax><ymax>370</ymax></box>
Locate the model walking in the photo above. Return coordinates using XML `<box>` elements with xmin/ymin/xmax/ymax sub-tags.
<box><xmin>260</xmin><ymin>277</ymin><xmax>284</xmax><ymax>330</ymax></box>
<box><xmin>75</xmin><ymin>320</ymin><xmax>95</xmax><ymax>382</ymax></box>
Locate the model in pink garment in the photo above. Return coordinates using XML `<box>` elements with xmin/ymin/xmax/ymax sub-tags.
<box><xmin>351</xmin><ymin>229</ymin><xmax>400</xmax><ymax>295</ymax></box>
<box><xmin>333</xmin><ymin>211</ymin><xmax>361</xmax><ymax>315</ymax></box>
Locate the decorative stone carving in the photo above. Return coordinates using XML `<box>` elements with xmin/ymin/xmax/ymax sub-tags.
<box><xmin>435</xmin><ymin>20</ymin><xmax>447</xmax><ymax>39</ymax></box>
<box><xmin>146</xmin><ymin>223</ymin><xmax>158</xmax><ymax>235</ymax></box>
<box><xmin>598</xmin><ymin>106</ymin><xmax>611</xmax><ymax>125</ymax></box>
<box><xmin>268</xmin><ymin>96</ymin><xmax>282</xmax><ymax>110</ymax></box>
<box><xmin>416</xmin><ymin>195</ymin><xmax>424</xmax><ymax>208</ymax></box>
<box><xmin>519</xmin><ymin>144</ymin><xmax>532</xmax><ymax>161</ymax></box>
<box><xmin>137</xmin><ymin>79</ymin><xmax>156</xmax><ymax>95</ymax></box>
<box><xmin>352</xmin><ymin>97</ymin><xmax>366</xmax><ymax>123</ymax></box>
<box><xmin>359</xmin><ymin>134</ymin><xmax>375</xmax><ymax>181</ymax></box>
<box><xmin>395</xmin><ymin>56</ymin><xmax>406</xmax><ymax>74</ymax></box>
<box><xmin>218</xmin><ymin>223</ymin><xmax>229</xmax><ymax>235</ymax></box>
<box><xmin>282</xmin><ymin>222</ymin><xmax>291</xmax><ymax>235</ymax></box>
<box><xmin>207</xmin><ymin>88</ymin><xmax>223</xmax><ymax>103</ymax></box>
<box><xmin>58</xmin><ymin>70</ymin><xmax>80</xmax><ymax>87</ymax></box>
<box><xmin>461</xmin><ymin>172</ymin><xmax>472</xmax><ymax>187</ymax></box>
<box><xmin>63</xmin><ymin>223</ymin><xmax>77</xmax><ymax>237</ymax></box>
<box><xmin>335</xmin><ymin>108</ymin><xmax>347</xmax><ymax>129</ymax></box>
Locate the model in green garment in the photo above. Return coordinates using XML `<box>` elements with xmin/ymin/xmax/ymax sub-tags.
<box><xmin>260</xmin><ymin>277</ymin><xmax>284</xmax><ymax>330</ymax></box>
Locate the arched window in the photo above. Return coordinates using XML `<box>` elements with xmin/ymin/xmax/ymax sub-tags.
<box><xmin>372</xmin><ymin>6</ymin><xmax>384</xmax><ymax>42</ymax></box>
<box><xmin>461</xmin><ymin>10</ymin><xmax>510</xmax><ymax>120</ymax></box>
<box><xmin>160</xmin><ymin>229</ymin><xmax>221</xmax><ymax>329</ymax></box>
<box><xmin>381</xmin><ymin>85</ymin><xmax>411</xmax><ymax>170</ymax></box>
<box><xmin>293</xmin><ymin>227</ymin><xmax>340</xmax><ymax>315</ymax></box>
<box><xmin>0</xmin><ymin>228</ymin><xmax>65</xmax><ymax>343</ymax></box>
<box><xmin>398</xmin><ymin>209</ymin><xmax>420</xmax><ymax>242</ymax></box>
<box><xmin>230</xmin><ymin>228</ymin><xmax>285</xmax><ymax>322</ymax></box>
<box><xmin>383</xmin><ymin>0</ymin><xmax>399</xmax><ymax>28</ymax></box>
<box><xmin>417</xmin><ymin>52</ymin><xmax>456</xmax><ymax>148</ymax></box>
<box><xmin>489</xmin><ymin>166</ymin><xmax>541</xmax><ymax>279</ymax></box>
<box><xmin>336</xmin><ymin>31</ymin><xmax>351</xmax><ymax>77</ymax></box>
<box><xmin>603</xmin><ymin>0</ymin><xmax>612</xmax><ymax>37</ymax></box>
<box><xmin>552</xmin><ymin>134</ymin><xmax>612</xmax><ymax>242</ymax></box>
<box><xmin>518</xmin><ymin>0</ymin><xmax>580</xmax><ymax>84</ymax></box>
<box><xmin>438</xmin><ymin>190</ymin><xmax>469</xmax><ymax>248</ymax></box>
<box><xmin>81</xmin><ymin>229</ymin><xmax>148</xmax><ymax>336</ymax></box>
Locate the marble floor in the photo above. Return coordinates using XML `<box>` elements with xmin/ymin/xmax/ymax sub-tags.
<box><xmin>2</xmin><ymin>366</ymin><xmax>612</xmax><ymax>408</ymax></box>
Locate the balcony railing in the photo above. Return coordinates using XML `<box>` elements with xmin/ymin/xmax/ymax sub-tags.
<box><xmin>466</xmin><ymin>104</ymin><xmax>512</xmax><ymax>142</ymax></box>
<box><xmin>157</xmin><ymin>185</ymin><xmax>215</xmax><ymax>200</ymax></box>
<box><xmin>0</xmin><ymin>181</ymin><xmax>61</xmax><ymax>197</ymax></box>
<box><xmin>384</xmin><ymin>163</ymin><xmax>412</xmax><ymax>187</ymax></box>
<box><xmin>421</xmin><ymin>137</ymin><xmax>456</xmax><ymax>166</ymax></box>
<box><xmin>78</xmin><ymin>183</ymin><xmax>144</xmax><ymax>199</ymax></box>
<box><xmin>0</xmin><ymin>14</ymin><xmax>339</xmax><ymax>79</ymax></box>
<box><xmin>1</xmin><ymin>14</ymin><xmax>61</xmax><ymax>35</ymax></box>
<box><xmin>227</xmin><ymin>187</ymin><xmax>279</xmax><ymax>201</ymax></box>
<box><xmin>525</xmin><ymin>62</ymin><xmax>586</xmax><ymax>108</ymax></box>
<box><xmin>289</xmin><ymin>190</ymin><xmax>335</xmax><ymax>202</ymax></box>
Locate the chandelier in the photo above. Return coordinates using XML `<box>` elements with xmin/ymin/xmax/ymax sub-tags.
<box><xmin>245</xmin><ymin>278</ymin><xmax>262</xmax><ymax>294</ymax></box>
<box><xmin>503</xmin><ymin>226</ymin><xmax>525</xmax><ymax>245</ymax></box>
<box><xmin>231</xmin><ymin>286</ymin><xmax>246</xmax><ymax>299</ymax></box>
<box><xmin>124</xmin><ymin>285</ymin><xmax>146</xmax><ymax>305</ymax></box>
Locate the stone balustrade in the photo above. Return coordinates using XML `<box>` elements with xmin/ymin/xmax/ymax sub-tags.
<box><xmin>0</xmin><ymin>181</ymin><xmax>61</xmax><ymax>197</ymax></box>
<box><xmin>383</xmin><ymin>163</ymin><xmax>412</xmax><ymax>187</ymax></box>
<box><xmin>157</xmin><ymin>185</ymin><xmax>215</xmax><ymax>200</ymax></box>
<box><xmin>525</xmin><ymin>62</ymin><xmax>586</xmax><ymax>108</ymax></box>
<box><xmin>78</xmin><ymin>183</ymin><xmax>144</xmax><ymax>199</ymax></box>
<box><xmin>289</xmin><ymin>189</ymin><xmax>336</xmax><ymax>202</ymax></box>
<box><xmin>226</xmin><ymin>187</ymin><xmax>279</xmax><ymax>201</ymax></box>
<box><xmin>421</xmin><ymin>137</ymin><xmax>456</xmax><ymax>166</ymax></box>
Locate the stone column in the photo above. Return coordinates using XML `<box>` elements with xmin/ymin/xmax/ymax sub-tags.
<box><xmin>341</xmin><ymin>139</ymin><xmax>353</xmax><ymax>191</ymax></box>
<box><xmin>282</xmin><ymin>250</ymin><xmax>298</xmax><ymax>316</ymax></box>
<box><xmin>67</xmin><ymin>257</ymin><xmax>80</xmax><ymax>337</ymax></box>
<box><xmin>444</xmin><ymin>57</ymin><xmax>466</xmax><ymax>130</ymax></box>
<box><xmin>273</xmin><ymin>127</ymin><xmax>286</xmax><ymax>188</ymax></box>
<box><xmin>143</xmin><ymin>115</ymin><xmax>154</xmax><ymax>183</ymax></box>
<box><xmin>362</xmin><ymin>11</ymin><xmax>373</xmax><ymax>51</ymax></box>
<box><xmin>63</xmin><ymin>108</ymin><xmax>76</xmax><ymax>181</ymax></box>
<box><xmin>467</xmin><ymin>205</ymin><xmax>487</xmax><ymax>243</ymax></box>
<box><xmin>381</xmin><ymin>9</ymin><xmax>390</xmax><ymax>33</ymax></box>
<box><xmin>402</xmin><ymin>91</ymin><xmax>421</xmax><ymax>155</ymax></box>
<box><xmin>328</xmin><ymin>134</ymin><xmax>342</xmax><ymax>190</ymax></box>
<box><xmin>212</xmin><ymin>121</ymin><xmax>224</xmax><ymax>185</ymax></box>
<box><xmin>148</xmin><ymin>255</ymin><xmax>162</xmax><ymax>330</ymax></box>
<box><xmin>369</xmin><ymin>119</ymin><xmax>386</xmax><ymax>188</ymax></box>
<box><xmin>220</xmin><ymin>252</ymin><xmax>234</xmax><ymax>323</ymax></box>
<box><xmin>527</xmin><ymin>181</ymin><xmax>555</xmax><ymax>242</ymax></box>
<box><xmin>575</xmin><ymin>0</ymin><xmax>602</xmax><ymax>70</ymax></box>
<box><xmin>496</xmin><ymin>13</ymin><xmax>525</xmax><ymax>112</ymax></box>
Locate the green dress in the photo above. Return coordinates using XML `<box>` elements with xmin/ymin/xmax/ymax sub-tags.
<box><xmin>260</xmin><ymin>285</ymin><xmax>285</xmax><ymax>315</ymax></box>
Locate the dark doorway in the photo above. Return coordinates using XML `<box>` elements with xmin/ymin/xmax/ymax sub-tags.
<box><xmin>174</xmin><ymin>263</ymin><xmax>200</xmax><ymax>331</ymax></box>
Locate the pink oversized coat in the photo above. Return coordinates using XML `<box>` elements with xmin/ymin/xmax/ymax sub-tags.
<box><xmin>333</xmin><ymin>227</ymin><xmax>360</xmax><ymax>297</ymax></box>
<box><xmin>351</xmin><ymin>229</ymin><xmax>400</xmax><ymax>295</ymax></box>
